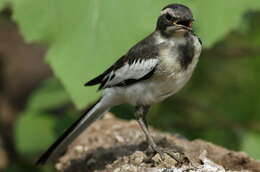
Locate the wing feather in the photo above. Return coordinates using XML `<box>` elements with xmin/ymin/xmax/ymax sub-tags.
<box><xmin>84</xmin><ymin>33</ymin><xmax>159</xmax><ymax>89</ymax></box>
<box><xmin>103</xmin><ymin>58</ymin><xmax>159</xmax><ymax>88</ymax></box>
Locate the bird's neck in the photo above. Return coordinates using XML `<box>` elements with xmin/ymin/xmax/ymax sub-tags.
<box><xmin>153</xmin><ymin>30</ymin><xmax>189</xmax><ymax>44</ymax></box>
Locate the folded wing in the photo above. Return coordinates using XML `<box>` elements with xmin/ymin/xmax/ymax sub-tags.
<box><xmin>85</xmin><ymin>40</ymin><xmax>160</xmax><ymax>90</ymax></box>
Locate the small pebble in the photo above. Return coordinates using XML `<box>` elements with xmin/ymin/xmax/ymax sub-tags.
<box><xmin>164</xmin><ymin>154</ymin><xmax>177</xmax><ymax>168</ymax></box>
<box><xmin>105</xmin><ymin>164</ymin><xmax>113</xmax><ymax>169</ymax></box>
<box><xmin>103</xmin><ymin>113</ymin><xmax>114</xmax><ymax>119</ymax></box>
<box><xmin>112</xmin><ymin>124</ymin><xmax>122</xmax><ymax>130</ymax></box>
<box><xmin>123</xmin><ymin>156</ymin><xmax>129</xmax><ymax>163</ymax></box>
<box><xmin>152</xmin><ymin>153</ymin><xmax>162</xmax><ymax>163</ymax></box>
<box><xmin>55</xmin><ymin>163</ymin><xmax>63</xmax><ymax>171</ymax></box>
<box><xmin>121</xmin><ymin>164</ymin><xmax>137</xmax><ymax>171</ymax></box>
<box><xmin>130</xmin><ymin>151</ymin><xmax>146</xmax><ymax>165</ymax></box>
<box><xmin>114</xmin><ymin>133</ymin><xmax>125</xmax><ymax>143</ymax></box>
<box><xmin>83</xmin><ymin>146</ymin><xmax>89</xmax><ymax>152</ymax></box>
<box><xmin>74</xmin><ymin>145</ymin><xmax>84</xmax><ymax>154</ymax></box>
<box><xmin>113</xmin><ymin>168</ymin><xmax>120</xmax><ymax>172</ymax></box>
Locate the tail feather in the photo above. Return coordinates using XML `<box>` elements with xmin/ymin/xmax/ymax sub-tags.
<box><xmin>36</xmin><ymin>97</ymin><xmax>109</xmax><ymax>165</ymax></box>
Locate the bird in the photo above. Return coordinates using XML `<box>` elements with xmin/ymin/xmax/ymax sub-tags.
<box><xmin>36</xmin><ymin>3</ymin><xmax>202</xmax><ymax>165</ymax></box>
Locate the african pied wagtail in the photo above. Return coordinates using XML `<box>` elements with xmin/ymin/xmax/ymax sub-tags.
<box><xmin>37</xmin><ymin>3</ymin><xmax>202</xmax><ymax>165</ymax></box>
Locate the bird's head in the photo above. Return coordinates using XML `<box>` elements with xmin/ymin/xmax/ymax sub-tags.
<box><xmin>156</xmin><ymin>4</ymin><xmax>194</xmax><ymax>36</ymax></box>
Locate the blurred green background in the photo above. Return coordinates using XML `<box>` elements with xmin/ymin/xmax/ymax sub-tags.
<box><xmin>0</xmin><ymin>0</ymin><xmax>260</xmax><ymax>171</ymax></box>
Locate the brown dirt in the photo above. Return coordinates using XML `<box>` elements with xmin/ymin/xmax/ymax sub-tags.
<box><xmin>54</xmin><ymin>114</ymin><xmax>260</xmax><ymax>172</ymax></box>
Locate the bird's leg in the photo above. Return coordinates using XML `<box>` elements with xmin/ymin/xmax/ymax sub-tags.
<box><xmin>135</xmin><ymin>106</ymin><xmax>157</xmax><ymax>150</ymax></box>
<box><xmin>135</xmin><ymin>106</ymin><xmax>163</xmax><ymax>156</ymax></box>
<box><xmin>135</xmin><ymin>106</ymin><xmax>187</xmax><ymax>164</ymax></box>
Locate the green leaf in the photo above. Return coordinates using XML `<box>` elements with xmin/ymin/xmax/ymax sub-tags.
<box><xmin>15</xmin><ymin>111</ymin><xmax>56</xmax><ymax>155</ymax></box>
<box><xmin>187</xmin><ymin>0</ymin><xmax>260</xmax><ymax>46</ymax></box>
<box><xmin>241</xmin><ymin>132</ymin><xmax>260</xmax><ymax>160</ymax></box>
<box><xmin>27</xmin><ymin>78</ymin><xmax>70</xmax><ymax>111</ymax></box>
<box><xmin>0</xmin><ymin>0</ymin><xmax>7</xmax><ymax>10</ymax></box>
<box><xmin>7</xmin><ymin>0</ymin><xmax>260</xmax><ymax>108</ymax></box>
<box><xmin>15</xmin><ymin>78</ymin><xmax>71</xmax><ymax>156</ymax></box>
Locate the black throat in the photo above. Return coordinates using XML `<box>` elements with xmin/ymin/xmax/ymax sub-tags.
<box><xmin>177</xmin><ymin>33</ymin><xmax>195</xmax><ymax>70</ymax></box>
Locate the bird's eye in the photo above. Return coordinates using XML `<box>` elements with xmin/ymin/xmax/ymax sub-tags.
<box><xmin>165</xmin><ymin>13</ymin><xmax>173</xmax><ymax>21</ymax></box>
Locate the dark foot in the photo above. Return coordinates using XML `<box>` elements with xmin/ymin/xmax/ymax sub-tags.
<box><xmin>152</xmin><ymin>146</ymin><xmax>189</xmax><ymax>165</ymax></box>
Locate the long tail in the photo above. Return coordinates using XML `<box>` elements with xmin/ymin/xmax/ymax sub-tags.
<box><xmin>36</xmin><ymin>97</ymin><xmax>111</xmax><ymax>165</ymax></box>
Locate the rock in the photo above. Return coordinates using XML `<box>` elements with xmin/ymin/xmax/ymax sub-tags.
<box><xmin>129</xmin><ymin>151</ymin><xmax>146</xmax><ymax>165</ymax></box>
<box><xmin>54</xmin><ymin>114</ymin><xmax>260</xmax><ymax>172</ymax></box>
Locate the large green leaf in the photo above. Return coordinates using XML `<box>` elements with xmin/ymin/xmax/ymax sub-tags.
<box><xmin>0</xmin><ymin>0</ymin><xmax>7</xmax><ymax>10</ymax></box>
<box><xmin>188</xmin><ymin>0</ymin><xmax>260</xmax><ymax>46</ymax></box>
<box><xmin>241</xmin><ymin>131</ymin><xmax>260</xmax><ymax>160</ymax></box>
<box><xmin>15</xmin><ymin>111</ymin><xmax>56</xmax><ymax>155</ymax></box>
<box><xmin>8</xmin><ymin>0</ymin><xmax>260</xmax><ymax>108</ymax></box>
<box><xmin>27</xmin><ymin>78</ymin><xmax>70</xmax><ymax>111</ymax></box>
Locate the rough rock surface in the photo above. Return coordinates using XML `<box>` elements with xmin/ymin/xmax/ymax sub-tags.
<box><xmin>54</xmin><ymin>113</ymin><xmax>260</xmax><ymax>172</ymax></box>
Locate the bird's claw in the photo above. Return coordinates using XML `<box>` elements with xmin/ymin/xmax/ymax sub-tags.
<box><xmin>152</xmin><ymin>147</ymin><xmax>189</xmax><ymax>165</ymax></box>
